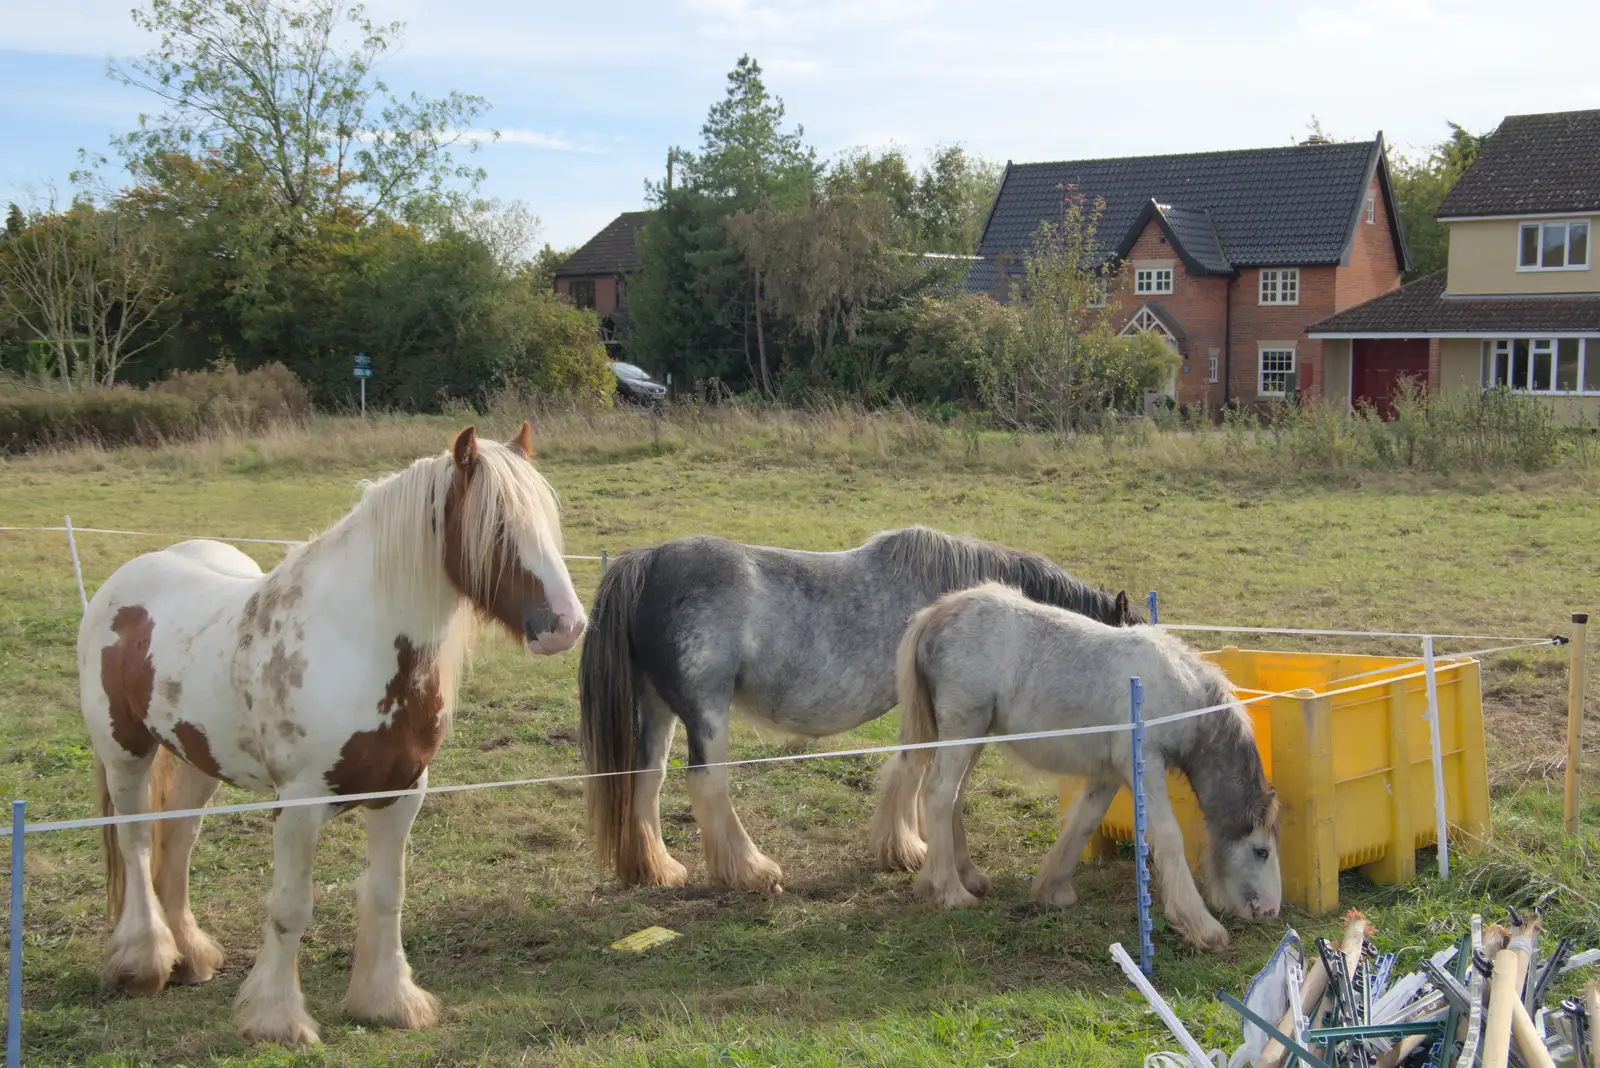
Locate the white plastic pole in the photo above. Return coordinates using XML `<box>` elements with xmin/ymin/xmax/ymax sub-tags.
<box><xmin>63</xmin><ymin>515</ymin><xmax>88</xmax><ymax>613</ymax></box>
<box><xmin>1422</xmin><ymin>636</ymin><xmax>1450</xmax><ymax>881</ymax></box>
<box><xmin>1109</xmin><ymin>942</ymin><xmax>1215</xmax><ymax>1068</ymax></box>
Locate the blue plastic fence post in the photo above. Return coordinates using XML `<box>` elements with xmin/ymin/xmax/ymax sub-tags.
<box><xmin>1129</xmin><ymin>678</ymin><xmax>1155</xmax><ymax>977</ymax></box>
<box><xmin>7</xmin><ymin>799</ymin><xmax>24</xmax><ymax>1068</ymax></box>
<box><xmin>600</xmin><ymin>549</ymin><xmax>608</xmax><ymax>576</ymax></box>
<box><xmin>1146</xmin><ymin>590</ymin><xmax>1158</xmax><ymax>625</ymax></box>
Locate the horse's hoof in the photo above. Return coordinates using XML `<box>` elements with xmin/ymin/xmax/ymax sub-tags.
<box><xmin>914</xmin><ymin>874</ymin><xmax>980</xmax><ymax>909</ymax></box>
<box><xmin>237</xmin><ymin>1016</ymin><xmax>322</xmax><ymax>1048</ymax></box>
<box><xmin>104</xmin><ymin>927</ymin><xmax>180</xmax><ymax>996</ymax></box>
<box><xmin>1181</xmin><ymin>916</ymin><xmax>1230</xmax><ymax>952</ymax></box>
<box><xmin>170</xmin><ymin>928</ymin><xmax>225</xmax><ymax>985</ymax></box>
<box><xmin>960</xmin><ymin>868</ymin><xmax>991</xmax><ymax>896</ymax></box>
<box><xmin>344</xmin><ymin>977</ymin><xmax>441</xmax><ymax>1030</ymax></box>
<box><xmin>234</xmin><ymin>977</ymin><xmax>323</xmax><ymax>1047</ymax></box>
<box><xmin>1032</xmin><ymin>882</ymin><xmax>1079</xmax><ymax>909</ymax></box>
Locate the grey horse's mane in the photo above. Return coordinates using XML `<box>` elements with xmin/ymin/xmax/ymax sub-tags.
<box><xmin>868</xmin><ymin>526</ymin><xmax>1139</xmax><ymax>626</ymax></box>
<box><xmin>1174</xmin><ymin>662</ymin><xmax>1276</xmax><ymax>842</ymax></box>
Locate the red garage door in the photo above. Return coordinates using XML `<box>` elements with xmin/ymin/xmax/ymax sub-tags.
<box><xmin>1353</xmin><ymin>339</ymin><xmax>1430</xmax><ymax>419</ymax></box>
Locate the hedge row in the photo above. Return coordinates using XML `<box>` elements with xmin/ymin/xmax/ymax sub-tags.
<box><xmin>0</xmin><ymin>363</ymin><xmax>311</xmax><ymax>453</ymax></box>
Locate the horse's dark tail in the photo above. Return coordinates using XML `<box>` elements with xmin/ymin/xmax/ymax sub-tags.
<box><xmin>578</xmin><ymin>548</ymin><xmax>670</xmax><ymax>887</ymax></box>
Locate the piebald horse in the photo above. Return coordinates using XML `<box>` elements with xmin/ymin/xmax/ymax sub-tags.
<box><xmin>579</xmin><ymin>526</ymin><xmax>1141</xmax><ymax>894</ymax></box>
<box><xmin>882</xmin><ymin>582</ymin><xmax>1281</xmax><ymax>951</ymax></box>
<box><xmin>79</xmin><ymin>424</ymin><xmax>585</xmax><ymax>1047</ymax></box>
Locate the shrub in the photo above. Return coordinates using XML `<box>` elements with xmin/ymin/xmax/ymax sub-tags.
<box><xmin>508</xmin><ymin>291</ymin><xmax>614</xmax><ymax>406</ymax></box>
<box><xmin>0</xmin><ymin>363</ymin><xmax>310</xmax><ymax>453</ymax></box>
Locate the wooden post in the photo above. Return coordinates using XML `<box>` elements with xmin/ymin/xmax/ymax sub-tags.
<box><xmin>1483</xmin><ymin>948</ymin><xmax>1520</xmax><ymax>1068</ymax></box>
<box><xmin>1566</xmin><ymin>612</ymin><xmax>1590</xmax><ymax>835</ymax></box>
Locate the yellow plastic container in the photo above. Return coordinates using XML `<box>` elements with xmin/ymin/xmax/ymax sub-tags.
<box><xmin>1057</xmin><ymin>646</ymin><xmax>1490</xmax><ymax>914</ymax></box>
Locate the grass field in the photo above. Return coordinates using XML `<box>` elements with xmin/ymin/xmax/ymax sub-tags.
<box><xmin>1</xmin><ymin>408</ymin><xmax>1597</xmax><ymax>1066</ymax></box>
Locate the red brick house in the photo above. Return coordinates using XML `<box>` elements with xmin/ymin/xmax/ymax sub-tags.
<box><xmin>553</xmin><ymin>210</ymin><xmax>649</xmax><ymax>356</ymax></box>
<box><xmin>968</xmin><ymin>138</ymin><xmax>1411</xmax><ymax>410</ymax></box>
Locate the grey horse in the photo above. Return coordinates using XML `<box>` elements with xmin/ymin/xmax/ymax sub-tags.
<box><xmin>578</xmin><ymin>525</ymin><xmax>1142</xmax><ymax>893</ymax></box>
<box><xmin>883</xmin><ymin>581</ymin><xmax>1280</xmax><ymax>951</ymax></box>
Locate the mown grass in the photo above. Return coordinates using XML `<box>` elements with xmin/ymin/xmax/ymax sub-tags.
<box><xmin>0</xmin><ymin>406</ymin><xmax>1596</xmax><ymax>1066</ymax></box>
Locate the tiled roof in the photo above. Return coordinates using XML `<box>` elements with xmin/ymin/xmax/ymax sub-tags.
<box><xmin>554</xmin><ymin>211</ymin><xmax>650</xmax><ymax>278</ymax></box>
<box><xmin>1437</xmin><ymin>109</ymin><xmax>1600</xmax><ymax>218</ymax></box>
<box><xmin>975</xmin><ymin>140</ymin><xmax>1386</xmax><ymax>275</ymax></box>
<box><xmin>1306</xmin><ymin>271</ymin><xmax>1600</xmax><ymax>335</ymax></box>
<box><xmin>1155</xmin><ymin>203</ymin><xmax>1230</xmax><ymax>274</ymax></box>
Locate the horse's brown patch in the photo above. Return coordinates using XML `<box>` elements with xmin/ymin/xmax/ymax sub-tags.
<box><xmin>324</xmin><ymin>637</ymin><xmax>446</xmax><ymax>809</ymax></box>
<box><xmin>263</xmin><ymin>640</ymin><xmax>308</xmax><ymax>709</ymax></box>
<box><xmin>100</xmin><ymin>606</ymin><xmax>157</xmax><ymax>758</ymax></box>
<box><xmin>440</xmin><ymin>464</ymin><xmax>547</xmax><ymax>639</ymax></box>
<box><xmin>168</xmin><ymin>721</ymin><xmax>230</xmax><ymax>784</ymax></box>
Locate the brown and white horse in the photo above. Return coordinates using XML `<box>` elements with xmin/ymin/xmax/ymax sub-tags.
<box><xmin>78</xmin><ymin>424</ymin><xmax>584</xmax><ymax>1047</ymax></box>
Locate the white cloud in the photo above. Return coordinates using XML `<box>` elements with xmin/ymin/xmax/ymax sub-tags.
<box><xmin>477</xmin><ymin>128</ymin><xmax>606</xmax><ymax>153</ymax></box>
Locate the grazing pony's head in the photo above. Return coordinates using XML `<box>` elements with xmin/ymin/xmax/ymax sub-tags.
<box><xmin>1190</xmin><ymin>670</ymin><xmax>1282</xmax><ymax>922</ymax></box>
<box><xmin>366</xmin><ymin>423</ymin><xmax>585</xmax><ymax>655</ymax></box>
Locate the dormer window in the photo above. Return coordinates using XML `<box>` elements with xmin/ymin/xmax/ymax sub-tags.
<box><xmin>1135</xmin><ymin>267</ymin><xmax>1173</xmax><ymax>295</ymax></box>
<box><xmin>1518</xmin><ymin>220</ymin><xmax>1589</xmax><ymax>270</ymax></box>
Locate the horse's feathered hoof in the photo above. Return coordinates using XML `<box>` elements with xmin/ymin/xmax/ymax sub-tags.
<box><xmin>1180</xmin><ymin>914</ymin><xmax>1231</xmax><ymax>952</ymax></box>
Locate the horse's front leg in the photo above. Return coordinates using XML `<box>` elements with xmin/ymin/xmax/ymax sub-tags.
<box><xmin>344</xmin><ymin>768</ymin><xmax>439</xmax><ymax>1030</ymax></box>
<box><xmin>234</xmin><ymin>799</ymin><xmax>330</xmax><ymax>1047</ymax></box>
<box><xmin>685</xmin><ymin>713</ymin><xmax>783</xmax><ymax>893</ymax></box>
<box><xmin>1032</xmin><ymin>777</ymin><xmax>1119</xmax><ymax>908</ymax></box>
<box><xmin>1141</xmin><ymin>767</ymin><xmax>1229</xmax><ymax>951</ymax></box>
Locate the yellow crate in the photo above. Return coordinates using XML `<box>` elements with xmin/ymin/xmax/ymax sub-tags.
<box><xmin>1057</xmin><ymin>646</ymin><xmax>1490</xmax><ymax>914</ymax></box>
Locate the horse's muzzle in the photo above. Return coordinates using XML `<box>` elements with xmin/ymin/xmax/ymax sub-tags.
<box><xmin>523</xmin><ymin>600</ymin><xmax>584</xmax><ymax>654</ymax></box>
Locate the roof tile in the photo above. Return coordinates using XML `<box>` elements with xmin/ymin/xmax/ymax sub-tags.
<box><xmin>1437</xmin><ymin>109</ymin><xmax>1600</xmax><ymax>218</ymax></box>
<box><xmin>555</xmin><ymin>211</ymin><xmax>650</xmax><ymax>277</ymax></box>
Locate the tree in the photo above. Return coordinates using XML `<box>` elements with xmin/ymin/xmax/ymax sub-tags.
<box><xmin>109</xmin><ymin>0</ymin><xmax>493</xmax><ymax>224</ymax></box>
<box><xmin>979</xmin><ymin>191</ymin><xmax>1126</xmax><ymax>431</ymax></box>
<box><xmin>913</xmin><ymin>145</ymin><xmax>1002</xmax><ymax>255</ymax></box>
<box><xmin>0</xmin><ymin>198</ymin><xmax>175</xmax><ymax>388</ymax></box>
<box><xmin>726</xmin><ymin>193</ymin><xmax>905</xmax><ymax>391</ymax></box>
<box><xmin>1390</xmin><ymin>122</ymin><xmax>1490</xmax><ymax>280</ymax></box>
<box><xmin>630</xmin><ymin>55</ymin><xmax>819</xmax><ymax>395</ymax></box>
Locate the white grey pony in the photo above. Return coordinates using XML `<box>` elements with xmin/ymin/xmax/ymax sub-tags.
<box><xmin>579</xmin><ymin>526</ymin><xmax>1142</xmax><ymax>893</ymax></box>
<box><xmin>878</xmin><ymin>582</ymin><xmax>1280</xmax><ymax>952</ymax></box>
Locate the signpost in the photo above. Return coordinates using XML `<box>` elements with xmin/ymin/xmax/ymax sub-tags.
<box><xmin>353</xmin><ymin>352</ymin><xmax>371</xmax><ymax>416</ymax></box>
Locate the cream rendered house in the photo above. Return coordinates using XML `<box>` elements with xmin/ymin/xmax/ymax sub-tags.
<box><xmin>1309</xmin><ymin>109</ymin><xmax>1600</xmax><ymax>424</ymax></box>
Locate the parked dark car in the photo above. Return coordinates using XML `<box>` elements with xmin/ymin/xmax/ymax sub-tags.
<box><xmin>613</xmin><ymin>361</ymin><xmax>667</xmax><ymax>405</ymax></box>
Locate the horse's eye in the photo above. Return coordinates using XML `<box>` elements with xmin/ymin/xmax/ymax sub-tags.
<box><xmin>1253</xmin><ymin>846</ymin><xmax>1271</xmax><ymax>861</ymax></box>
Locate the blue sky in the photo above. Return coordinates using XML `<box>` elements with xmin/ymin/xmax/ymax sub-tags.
<box><xmin>3</xmin><ymin>0</ymin><xmax>1599</xmax><ymax>250</ymax></box>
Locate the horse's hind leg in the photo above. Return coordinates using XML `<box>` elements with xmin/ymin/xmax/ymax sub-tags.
<box><xmin>913</xmin><ymin>744</ymin><xmax>982</xmax><ymax>909</ymax></box>
<box><xmin>156</xmin><ymin>759</ymin><xmax>224</xmax><ymax>985</ymax></box>
<box><xmin>869</xmin><ymin>750</ymin><xmax>927</xmax><ymax>872</ymax></box>
<box><xmin>234</xmin><ymin>799</ymin><xmax>329</xmax><ymax>1047</ymax></box>
<box><xmin>102</xmin><ymin>753</ymin><xmax>181</xmax><ymax>995</ymax></box>
<box><xmin>344</xmin><ymin>768</ymin><xmax>439</xmax><ymax>1030</ymax></box>
<box><xmin>1142</xmin><ymin>768</ymin><xmax>1228</xmax><ymax>951</ymax></box>
<box><xmin>684</xmin><ymin>712</ymin><xmax>783</xmax><ymax>893</ymax></box>
<box><xmin>951</xmin><ymin>746</ymin><xmax>990</xmax><ymax>896</ymax></box>
<box><xmin>627</xmin><ymin>688</ymin><xmax>688</xmax><ymax>887</ymax></box>
<box><xmin>1032</xmin><ymin>778</ymin><xmax>1119</xmax><ymax>908</ymax></box>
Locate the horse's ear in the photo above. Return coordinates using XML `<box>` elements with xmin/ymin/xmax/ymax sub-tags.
<box><xmin>452</xmin><ymin>426</ymin><xmax>479</xmax><ymax>471</ymax></box>
<box><xmin>1116</xmin><ymin>590</ymin><xmax>1130</xmax><ymax>618</ymax></box>
<box><xmin>509</xmin><ymin>420</ymin><xmax>534</xmax><ymax>463</ymax></box>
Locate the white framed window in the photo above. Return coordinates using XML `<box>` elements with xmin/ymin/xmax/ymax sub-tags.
<box><xmin>1518</xmin><ymin>220</ymin><xmax>1590</xmax><ymax>270</ymax></box>
<box><xmin>1259</xmin><ymin>268</ymin><xmax>1300</xmax><ymax>305</ymax></box>
<box><xmin>1483</xmin><ymin>337</ymin><xmax>1600</xmax><ymax>394</ymax></box>
<box><xmin>1208</xmin><ymin>352</ymin><xmax>1219</xmax><ymax>383</ymax></box>
<box><xmin>1135</xmin><ymin>267</ymin><xmax>1173</xmax><ymax>295</ymax></box>
<box><xmin>1258</xmin><ymin>346</ymin><xmax>1296</xmax><ymax>396</ymax></box>
<box><xmin>1365</xmin><ymin>196</ymin><xmax>1376</xmax><ymax>224</ymax></box>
